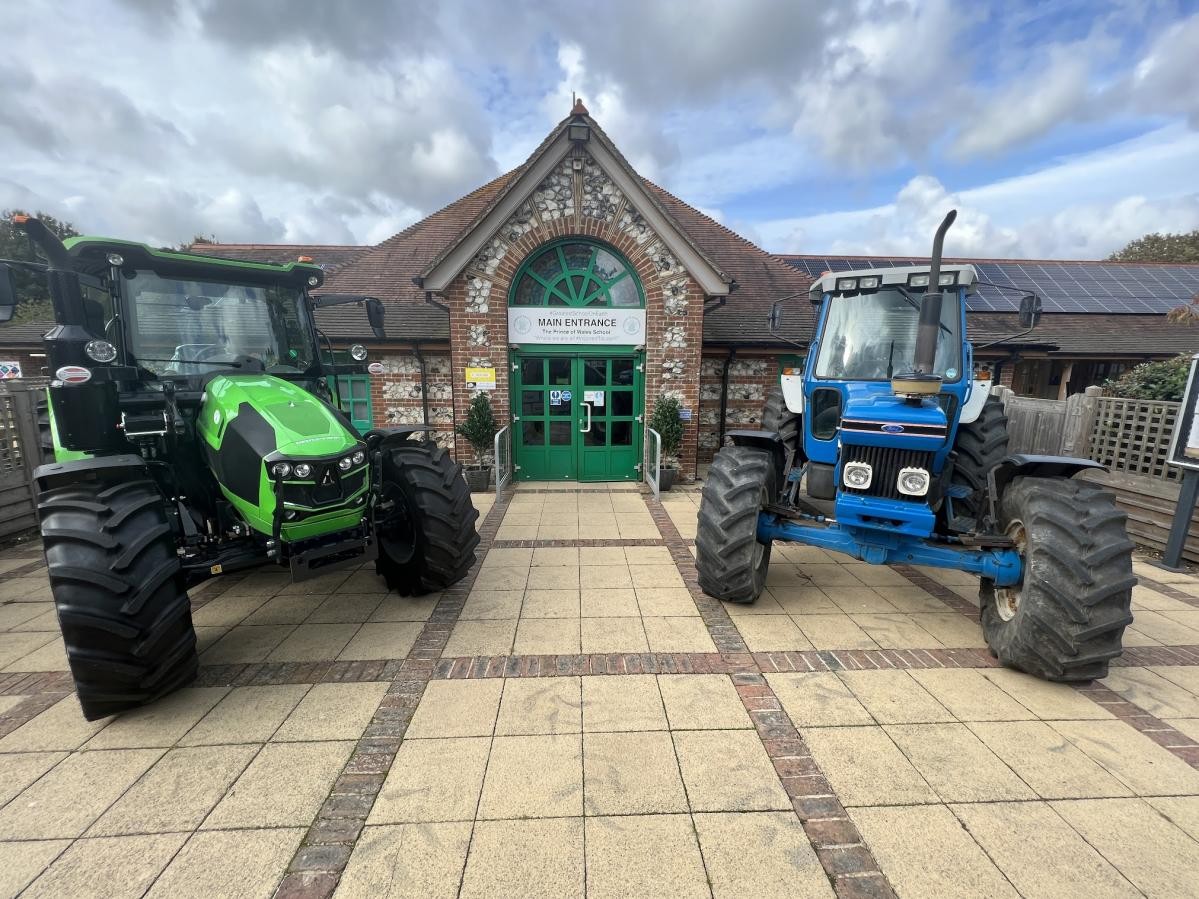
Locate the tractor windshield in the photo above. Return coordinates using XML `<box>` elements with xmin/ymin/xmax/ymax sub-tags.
<box><xmin>122</xmin><ymin>271</ymin><xmax>315</xmax><ymax>376</ymax></box>
<box><xmin>815</xmin><ymin>288</ymin><xmax>962</xmax><ymax>382</ymax></box>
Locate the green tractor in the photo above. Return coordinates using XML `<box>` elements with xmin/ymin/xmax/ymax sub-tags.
<box><xmin>0</xmin><ymin>215</ymin><xmax>480</xmax><ymax>720</ymax></box>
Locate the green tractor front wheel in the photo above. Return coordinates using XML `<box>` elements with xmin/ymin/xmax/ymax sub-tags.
<box><xmin>375</xmin><ymin>441</ymin><xmax>480</xmax><ymax>595</ymax></box>
<box><xmin>39</xmin><ymin>475</ymin><xmax>198</xmax><ymax>721</ymax></box>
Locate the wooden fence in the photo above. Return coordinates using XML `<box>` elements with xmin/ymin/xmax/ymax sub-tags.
<box><xmin>0</xmin><ymin>388</ymin><xmax>39</xmax><ymax>539</ymax></box>
<box><xmin>995</xmin><ymin>386</ymin><xmax>1197</xmax><ymax>561</ymax></box>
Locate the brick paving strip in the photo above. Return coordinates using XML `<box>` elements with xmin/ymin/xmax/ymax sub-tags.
<box><xmin>272</xmin><ymin>491</ymin><xmax>512</xmax><ymax>899</ymax></box>
<box><xmin>1136</xmin><ymin>572</ymin><xmax>1199</xmax><ymax>608</ymax></box>
<box><xmin>647</xmin><ymin>495</ymin><xmax>898</xmax><ymax>899</ymax></box>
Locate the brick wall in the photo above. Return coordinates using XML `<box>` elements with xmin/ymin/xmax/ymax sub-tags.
<box><xmin>368</xmin><ymin>348</ymin><xmax>455</xmax><ymax>449</ymax></box>
<box><xmin>697</xmin><ymin>352</ymin><xmax>783</xmax><ymax>462</ymax></box>
<box><xmin>436</xmin><ymin>153</ymin><xmax>705</xmax><ymax>478</ymax></box>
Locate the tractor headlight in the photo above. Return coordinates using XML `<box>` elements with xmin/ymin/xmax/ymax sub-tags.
<box><xmin>293</xmin><ymin>462</ymin><xmax>313</xmax><ymax>479</ymax></box>
<box><xmin>338</xmin><ymin>456</ymin><xmax>353</xmax><ymax>471</ymax></box>
<box><xmin>307</xmin><ymin>275</ymin><xmax>320</xmax><ymax>287</ymax></box>
<box><xmin>84</xmin><ymin>339</ymin><xmax>118</xmax><ymax>363</ymax></box>
<box><xmin>272</xmin><ymin>462</ymin><xmax>292</xmax><ymax>478</ymax></box>
<box><xmin>843</xmin><ymin>461</ymin><xmax>872</xmax><ymax>489</ymax></box>
<box><xmin>858</xmin><ymin>276</ymin><xmax>880</xmax><ymax>289</ymax></box>
<box><xmin>352</xmin><ymin>450</ymin><xmax>365</xmax><ymax>465</ymax></box>
<box><xmin>349</xmin><ymin>344</ymin><xmax>368</xmax><ymax>361</ymax></box>
<box><xmin>897</xmin><ymin>467</ymin><xmax>931</xmax><ymax>496</ymax></box>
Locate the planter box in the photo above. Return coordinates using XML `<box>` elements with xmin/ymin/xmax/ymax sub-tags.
<box><xmin>463</xmin><ymin>467</ymin><xmax>491</xmax><ymax>493</ymax></box>
<box><xmin>658</xmin><ymin>467</ymin><xmax>678</xmax><ymax>492</ymax></box>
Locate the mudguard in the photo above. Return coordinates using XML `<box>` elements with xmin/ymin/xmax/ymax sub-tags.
<box><xmin>33</xmin><ymin>454</ymin><xmax>148</xmax><ymax>492</ymax></box>
<box><xmin>725</xmin><ymin>429</ymin><xmax>786</xmax><ymax>484</ymax></box>
<box><xmin>986</xmin><ymin>453</ymin><xmax>1108</xmax><ymax>521</ymax></box>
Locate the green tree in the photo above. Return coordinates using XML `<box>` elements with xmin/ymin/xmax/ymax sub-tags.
<box><xmin>650</xmin><ymin>394</ymin><xmax>684</xmax><ymax>469</ymax></box>
<box><xmin>1107</xmin><ymin>230</ymin><xmax>1199</xmax><ymax>264</ymax></box>
<box><xmin>455</xmin><ymin>392</ymin><xmax>497</xmax><ymax>468</ymax></box>
<box><xmin>0</xmin><ymin>209</ymin><xmax>81</xmax><ymax>324</ymax></box>
<box><xmin>1103</xmin><ymin>354</ymin><xmax>1192</xmax><ymax>401</ymax></box>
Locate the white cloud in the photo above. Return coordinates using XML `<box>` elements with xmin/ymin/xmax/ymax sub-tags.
<box><xmin>761</xmin><ymin>127</ymin><xmax>1199</xmax><ymax>258</ymax></box>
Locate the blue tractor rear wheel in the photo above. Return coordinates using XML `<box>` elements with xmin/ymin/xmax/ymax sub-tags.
<box><xmin>696</xmin><ymin>446</ymin><xmax>778</xmax><ymax>603</ymax></box>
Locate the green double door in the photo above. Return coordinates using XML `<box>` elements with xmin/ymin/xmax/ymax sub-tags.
<box><xmin>512</xmin><ymin>350</ymin><xmax>643</xmax><ymax>481</ymax></box>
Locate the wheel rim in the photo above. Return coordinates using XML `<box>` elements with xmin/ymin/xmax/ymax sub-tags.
<box><xmin>377</xmin><ymin>482</ymin><xmax>417</xmax><ymax>564</ymax></box>
<box><xmin>994</xmin><ymin>519</ymin><xmax>1027</xmax><ymax>622</ymax></box>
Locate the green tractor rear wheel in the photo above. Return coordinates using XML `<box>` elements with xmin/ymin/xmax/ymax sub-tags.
<box><xmin>375</xmin><ymin>441</ymin><xmax>480</xmax><ymax>595</ymax></box>
<box><xmin>980</xmin><ymin>476</ymin><xmax>1134</xmax><ymax>681</ymax></box>
<box><xmin>696</xmin><ymin>445</ymin><xmax>777</xmax><ymax>603</ymax></box>
<box><xmin>39</xmin><ymin>475</ymin><xmax>198</xmax><ymax>720</ymax></box>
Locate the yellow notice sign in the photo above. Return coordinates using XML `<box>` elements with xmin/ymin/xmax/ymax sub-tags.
<box><xmin>465</xmin><ymin>366</ymin><xmax>497</xmax><ymax>390</ymax></box>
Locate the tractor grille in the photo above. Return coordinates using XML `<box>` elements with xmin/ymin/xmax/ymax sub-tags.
<box><xmin>281</xmin><ymin>466</ymin><xmax>368</xmax><ymax>509</ymax></box>
<box><xmin>841</xmin><ymin>445</ymin><xmax>935</xmax><ymax>502</ymax></box>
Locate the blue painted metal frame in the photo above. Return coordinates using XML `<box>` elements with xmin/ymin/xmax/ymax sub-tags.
<box><xmin>757</xmin><ymin>513</ymin><xmax>1023</xmax><ymax>587</ymax></box>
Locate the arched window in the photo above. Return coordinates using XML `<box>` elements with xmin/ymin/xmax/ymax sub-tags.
<box><xmin>510</xmin><ymin>240</ymin><xmax>643</xmax><ymax>308</ymax></box>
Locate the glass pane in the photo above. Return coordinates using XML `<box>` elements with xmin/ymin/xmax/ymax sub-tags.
<box><xmin>548</xmin><ymin>291</ymin><xmax>569</xmax><ymax>306</ymax></box>
<box><xmin>611</xmin><ymin>421</ymin><xmax>632</xmax><ymax>446</ymax></box>
<box><xmin>532</xmin><ymin>251</ymin><xmax>561</xmax><ymax>281</ymax></box>
<box><xmin>549</xmin><ymin>391</ymin><xmax>571</xmax><ymax>416</ymax></box>
<box><xmin>522</xmin><ymin>420</ymin><xmax>545</xmax><ymax>445</ymax></box>
<box><xmin>352</xmin><ymin>401</ymin><xmax>369</xmax><ymax>420</ymax></box>
<box><xmin>584</xmin><ymin>421</ymin><xmax>607</xmax><ymax>447</ymax></box>
<box><xmin>515</xmin><ymin>274</ymin><xmax>541</xmax><ymax>306</ymax></box>
<box><xmin>549</xmin><ymin>421</ymin><xmax>572</xmax><ymax>445</ymax></box>
<box><xmin>548</xmin><ymin>358</ymin><xmax>571</xmax><ymax>385</ymax></box>
<box><xmin>522</xmin><ymin>390</ymin><xmax>544</xmax><ymax>416</ymax></box>
<box><xmin>612</xmin><ymin>359</ymin><xmax>634</xmax><ymax>385</ymax></box>
<box><xmin>521</xmin><ymin>357</ymin><xmax>543</xmax><ymax>385</ymax></box>
<box><xmin>608</xmin><ymin>276</ymin><xmax>640</xmax><ymax>307</ymax></box>
<box><xmin>570</xmin><ymin>275</ymin><xmax>587</xmax><ymax>299</ymax></box>
<box><xmin>583</xmin><ymin>359</ymin><xmax>606</xmax><ymax>386</ymax></box>
<box><xmin>563</xmin><ymin>243</ymin><xmax>592</xmax><ymax>271</ymax></box>
<box><xmin>611</xmin><ymin>391</ymin><xmax>633</xmax><ymax>416</ymax></box>
<box><xmin>593</xmin><ymin>249</ymin><xmax>625</xmax><ymax>281</ymax></box>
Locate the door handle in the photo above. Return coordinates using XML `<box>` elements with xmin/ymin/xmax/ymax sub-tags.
<box><xmin>580</xmin><ymin>402</ymin><xmax>592</xmax><ymax>433</ymax></box>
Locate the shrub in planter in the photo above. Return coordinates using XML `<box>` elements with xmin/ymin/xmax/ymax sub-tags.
<box><xmin>455</xmin><ymin>393</ymin><xmax>497</xmax><ymax>492</ymax></box>
<box><xmin>649</xmin><ymin>394</ymin><xmax>684</xmax><ymax>490</ymax></box>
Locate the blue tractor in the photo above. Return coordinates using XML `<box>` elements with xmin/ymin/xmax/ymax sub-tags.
<box><xmin>696</xmin><ymin>211</ymin><xmax>1135</xmax><ymax>681</ymax></box>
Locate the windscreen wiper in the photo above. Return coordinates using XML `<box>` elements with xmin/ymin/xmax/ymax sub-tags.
<box><xmin>894</xmin><ymin>286</ymin><xmax>953</xmax><ymax>337</ymax></box>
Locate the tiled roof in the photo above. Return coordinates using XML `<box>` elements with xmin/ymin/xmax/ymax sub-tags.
<box><xmin>967</xmin><ymin>313</ymin><xmax>1199</xmax><ymax>357</ymax></box>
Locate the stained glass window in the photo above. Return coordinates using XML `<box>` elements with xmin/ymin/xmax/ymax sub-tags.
<box><xmin>511</xmin><ymin>241</ymin><xmax>644</xmax><ymax>308</ymax></box>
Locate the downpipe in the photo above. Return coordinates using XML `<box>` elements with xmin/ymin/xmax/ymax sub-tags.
<box><xmin>757</xmin><ymin>512</ymin><xmax>1023</xmax><ymax>587</ymax></box>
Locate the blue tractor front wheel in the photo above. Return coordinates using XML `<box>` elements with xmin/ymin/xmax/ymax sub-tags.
<box><xmin>696</xmin><ymin>446</ymin><xmax>777</xmax><ymax>603</ymax></box>
<box><xmin>980</xmin><ymin>476</ymin><xmax>1135</xmax><ymax>681</ymax></box>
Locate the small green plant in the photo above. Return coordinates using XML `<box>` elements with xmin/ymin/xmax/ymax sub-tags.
<box><xmin>650</xmin><ymin>394</ymin><xmax>684</xmax><ymax>469</ymax></box>
<box><xmin>455</xmin><ymin>392</ymin><xmax>497</xmax><ymax>468</ymax></box>
<box><xmin>1103</xmin><ymin>354</ymin><xmax>1192</xmax><ymax>402</ymax></box>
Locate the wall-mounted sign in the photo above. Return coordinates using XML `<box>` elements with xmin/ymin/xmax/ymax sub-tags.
<box><xmin>508</xmin><ymin>307</ymin><xmax>645</xmax><ymax>346</ymax></box>
<box><xmin>465</xmin><ymin>366</ymin><xmax>496</xmax><ymax>390</ymax></box>
<box><xmin>583</xmin><ymin>390</ymin><xmax>604</xmax><ymax>406</ymax></box>
<box><xmin>0</xmin><ymin>361</ymin><xmax>22</xmax><ymax>379</ymax></box>
<box><xmin>1167</xmin><ymin>354</ymin><xmax>1199</xmax><ymax>471</ymax></box>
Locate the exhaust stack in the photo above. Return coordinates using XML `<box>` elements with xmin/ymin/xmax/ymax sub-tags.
<box><xmin>892</xmin><ymin>209</ymin><xmax>956</xmax><ymax>397</ymax></box>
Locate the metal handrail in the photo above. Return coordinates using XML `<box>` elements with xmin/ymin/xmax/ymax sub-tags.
<box><xmin>644</xmin><ymin>426</ymin><xmax>661</xmax><ymax>500</ymax></box>
<box><xmin>493</xmin><ymin>424</ymin><xmax>513</xmax><ymax>492</ymax></box>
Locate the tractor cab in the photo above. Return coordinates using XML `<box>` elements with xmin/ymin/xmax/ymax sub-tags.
<box><xmin>802</xmin><ymin>264</ymin><xmax>977</xmax><ymax>539</ymax></box>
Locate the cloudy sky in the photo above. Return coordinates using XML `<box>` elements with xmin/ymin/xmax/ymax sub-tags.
<box><xmin>4</xmin><ymin>0</ymin><xmax>1198</xmax><ymax>258</ymax></box>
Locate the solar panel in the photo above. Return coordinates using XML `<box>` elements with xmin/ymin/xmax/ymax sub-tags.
<box><xmin>781</xmin><ymin>257</ymin><xmax>1199</xmax><ymax>314</ymax></box>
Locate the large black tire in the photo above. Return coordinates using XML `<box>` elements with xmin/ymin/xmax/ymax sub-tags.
<box><xmin>761</xmin><ymin>386</ymin><xmax>802</xmax><ymax>464</ymax></box>
<box><xmin>376</xmin><ymin>441</ymin><xmax>480</xmax><ymax>595</ymax></box>
<box><xmin>949</xmin><ymin>396</ymin><xmax>1008</xmax><ymax>525</ymax></box>
<box><xmin>39</xmin><ymin>475</ymin><xmax>197</xmax><ymax>720</ymax></box>
<box><xmin>696</xmin><ymin>445</ymin><xmax>776</xmax><ymax>603</ymax></box>
<box><xmin>980</xmin><ymin>476</ymin><xmax>1134</xmax><ymax>682</ymax></box>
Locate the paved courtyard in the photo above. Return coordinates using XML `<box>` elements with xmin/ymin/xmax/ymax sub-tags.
<box><xmin>1</xmin><ymin>483</ymin><xmax>1199</xmax><ymax>897</ymax></box>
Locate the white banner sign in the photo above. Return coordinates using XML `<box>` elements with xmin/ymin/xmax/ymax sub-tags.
<box><xmin>508</xmin><ymin>307</ymin><xmax>645</xmax><ymax>346</ymax></box>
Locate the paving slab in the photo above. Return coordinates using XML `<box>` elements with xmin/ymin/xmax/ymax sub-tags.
<box><xmin>672</xmin><ymin>730</ymin><xmax>792</xmax><ymax>812</ymax></box>
<box><xmin>658</xmin><ymin>673</ymin><xmax>753</xmax><ymax>730</ymax></box>
<box><xmin>886</xmin><ymin>723</ymin><xmax>1037</xmax><ymax>802</ymax></box>
<box><xmin>584</xmin><ymin>730</ymin><xmax>688</xmax><ymax>814</ymax></box>
<box><xmin>694</xmin><ymin>812</ymin><xmax>834</xmax><ymax>899</ymax></box>
<box><xmin>0</xmin><ymin>840</ymin><xmax>71</xmax><ymax>898</ymax></box>
<box><xmin>22</xmin><ymin>832</ymin><xmax>188</xmax><ymax>899</ymax></box>
<box><xmin>336</xmin><ymin>822</ymin><xmax>472</xmax><ymax>899</ymax></box>
<box><xmin>766</xmin><ymin>671</ymin><xmax>875</xmax><ymax>727</ymax></box>
<box><xmin>406</xmin><ymin>678</ymin><xmax>503</xmax><ymax>739</ymax></box>
<box><xmin>804</xmin><ymin>725</ymin><xmax>938</xmax><ymax>806</ymax></box>
<box><xmin>585</xmin><ymin>814</ymin><xmax>709</xmax><ymax>899</ymax></box>
<box><xmin>966</xmin><ymin>720</ymin><xmax>1133</xmax><ymax>799</ymax></box>
<box><xmin>460</xmin><ymin>817</ymin><xmax>584</xmax><ymax>899</ymax></box>
<box><xmin>178</xmin><ymin>684</ymin><xmax>310</xmax><ymax>745</ymax></box>
<box><xmin>478</xmin><ymin>733</ymin><xmax>583</xmax><ymax>819</ymax></box>
<box><xmin>581</xmin><ymin>674</ymin><xmax>667</xmax><ymax>732</ymax></box>
<box><xmin>145</xmin><ymin>827</ymin><xmax>303</xmax><ymax>899</ymax></box>
<box><xmin>0</xmin><ymin>695</ymin><xmax>108</xmax><ymax>752</ymax></box>
<box><xmin>369</xmin><ymin>737</ymin><xmax>490</xmax><ymax>824</ymax></box>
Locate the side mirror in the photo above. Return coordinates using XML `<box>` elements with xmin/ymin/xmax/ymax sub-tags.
<box><xmin>0</xmin><ymin>265</ymin><xmax>17</xmax><ymax>323</ymax></box>
<box><xmin>1019</xmin><ymin>292</ymin><xmax>1042</xmax><ymax>330</ymax></box>
<box><xmin>768</xmin><ymin>300</ymin><xmax>782</xmax><ymax>333</ymax></box>
<box><xmin>366</xmin><ymin>297</ymin><xmax>386</xmax><ymax>339</ymax></box>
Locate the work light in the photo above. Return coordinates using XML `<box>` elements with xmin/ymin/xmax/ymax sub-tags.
<box><xmin>272</xmin><ymin>462</ymin><xmax>292</xmax><ymax>478</ymax></box>
<box><xmin>897</xmin><ymin>467</ymin><xmax>931</xmax><ymax>496</ymax></box>
<box><xmin>843</xmin><ymin>462</ymin><xmax>872</xmax><ymax>489</ymax></box>
<box><xmin>84</xmin><ymin>339</ymin><xmax>118</xmax><ymax>363</ymax></box>
<box><xmin>294</xmin><ymin>463</ymin><xmax>313</xmax><ymax>478</ymax></box>
<box><xmin>339</xmin><ymin>456</ymin><xmax>353</xmax><ymax>471</ymax></box>
<box><xmin>350</xmin><ymin>344</ymin><xmax>368</xmax><ymax>361</ymax></box>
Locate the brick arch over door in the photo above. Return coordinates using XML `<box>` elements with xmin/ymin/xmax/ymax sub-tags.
<box><xmin>441</xmin><ymin>171</ymin><xmax>706</xmax><ymax>476</ymax></box>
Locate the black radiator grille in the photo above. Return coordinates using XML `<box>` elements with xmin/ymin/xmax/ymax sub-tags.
<box><xmin>841</xmin><ymin>444</ymin><xmax>935</xmax><ymax>502</ymax></box>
